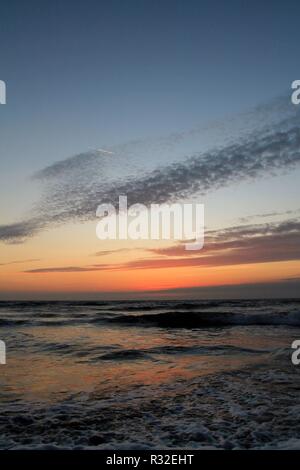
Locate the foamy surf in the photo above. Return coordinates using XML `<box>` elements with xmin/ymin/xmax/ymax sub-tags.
<box><xmin>0</xmin><ymin>299</ymin><xmax>300</xmax><ymax>449</ymax></box>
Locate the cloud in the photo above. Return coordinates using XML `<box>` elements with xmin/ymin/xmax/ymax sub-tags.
<box><xmin>154</xmin><ymin>279</ymin><xmax>300</xmax><ymax>299</ymax></box>
<box><xmin>1</xmin><ymin>96</ymin><xmax>300</xmax><ymax>242</ymax></box>
<box><xmin>93</xmin><ymin>248</ymin><xmax>130</xmax><ymax>257</ymax></box>
<box><xmin>128</xmin><ymin>218</ymin><xmax>300</xmax><ymax>269</ymax></box>
<box><xmin>236</xmin><ymin>208</ymin><xmax>300</xmax><ymax>223</ymax></box>
<box><xmin>0</xmin><ymin>258</ymin><xmax>40</xmax><ymax>266</ymax></box>
<box><xmin>0</xmin><ymin>218</ymin><xmax>43</xmax><ymax>243</ymax></box>
<box><xmin>23</xmin><ymin>218</ymin><xmax>300</xmax><ymax>273</ymax></box>
<box><xmin>25</xmin><ymin>265</ymin><xmax>110</xmax><ymax>273</ymax></box>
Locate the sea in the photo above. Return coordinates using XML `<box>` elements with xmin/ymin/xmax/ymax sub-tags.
<box><xmin>0</xmin><ymin>299</ymin><xmax>300</xmax><ymax>449</ymax></box>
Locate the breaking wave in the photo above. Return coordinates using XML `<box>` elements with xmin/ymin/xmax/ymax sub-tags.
<box><xmin>109</xmin><ymin>310</ymin><xmax>300</xmax><ymax>328</ymax></box>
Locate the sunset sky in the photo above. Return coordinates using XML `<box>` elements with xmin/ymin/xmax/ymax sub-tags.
<box><xmin>1</xmin><ymin>0</ymin><xmax>300</xmax><ymax>299</ymax></box>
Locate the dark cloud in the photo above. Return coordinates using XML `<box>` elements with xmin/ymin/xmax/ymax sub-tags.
<box><xmin>25</xmin><ymin>265</ymin><xmax>110</xmax><ymax>273</ymax></box>
<box><xmin>156</xmin><ymin>280</ymin><xmax>300</xmax><ymax>299</ymax></box>
<box><xmin>0</xmin><ymin>218</ymin><xmax>43</xmax><ymax>243</ymax></box>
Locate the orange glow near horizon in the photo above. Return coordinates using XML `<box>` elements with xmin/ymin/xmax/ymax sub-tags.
<box><xmin>1</xmin><ymin>221</ymin><xmax>300</xmax><ymax>298</ymax></box>
<box><xmin>1</xmin><ymin>258</ymin><xmax>300</xmax><ymax>295</ymax></box>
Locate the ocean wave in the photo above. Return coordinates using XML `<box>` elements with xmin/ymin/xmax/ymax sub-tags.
<box><xmin>1</xmin><ymin>308</ymin><xmax>300</xmax><ymax>329</ymax></box>
<box><xmin>0</xmin><ymin>318</ymin><xmax>30</xmax><ymax>326</ymax></box>
<box><xmin>109</xmin><ymin>310</ymin><xmax>300</xmax><ymax>328</ymax></box>
<box><xmin>148</xmin><ymin>344</ymin><xmax>272</xmax><ymax>355</ymax></box>
<box><xmin>99</xmin><ymin>350</ymin><xmax>154</xmax><ymax>361</ymax></box>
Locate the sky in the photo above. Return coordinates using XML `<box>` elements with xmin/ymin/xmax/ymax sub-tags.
<box><xmin>0</xmin><ymin>0</ymin><xmax>300</xmax><ymax>299</ymax></box>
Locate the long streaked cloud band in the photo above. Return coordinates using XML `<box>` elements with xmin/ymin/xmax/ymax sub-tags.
<box><xmin>1</xmin><ymin>101</ymin><xmax>300</xmax><ymax>242</ymax></box>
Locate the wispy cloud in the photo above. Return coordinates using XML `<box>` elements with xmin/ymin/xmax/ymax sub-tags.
<box><xmin>93</xmin><ymin>248</ymin><xmax>130</xmax><ymax>257</ymax></box>
<box><xmin>25</xmin><ymin>265</ymin><xmax>110</xmax><ymax>273</ymax></box>
<box><xmin>0</xmin><ymin>258</ymin><xmax>40</xmax><ymax>266</ymax></box>
<box><xmin>236</xmin><ymin>208</ymin><xmax>300</xmax><ymax>224</ymax></box>
<box><xmin>282</xmin><ymin>276</ymin><xmax>300</xmax><ymax>282</ymax></box>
